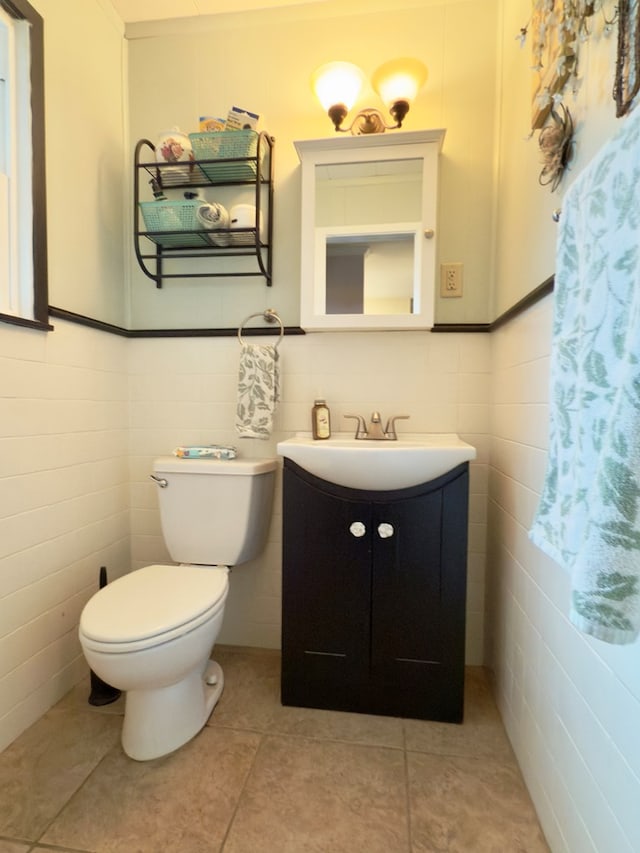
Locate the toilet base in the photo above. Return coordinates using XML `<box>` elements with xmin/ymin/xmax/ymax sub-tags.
<box><xmin>122</xmin><ymin>659</ymin><xmax>224</xmax><ymax>761</ymax></box>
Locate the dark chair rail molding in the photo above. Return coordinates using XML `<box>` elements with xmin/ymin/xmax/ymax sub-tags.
<box><xmin>432</xmin><ymin>276</ymin><xmax>554</xmax><ymax>333</ymax></box>
<box><xmin>488</xmin><ymin>275</ymin><xmax>554</xmax><ymax>331</ymax></box>
<box><xmin>49</xmin><ymin>277</ymin><xmax>554</xmax><ymax>339</ymax></box>
<box><xmin>47</xmin><ymin>306</ymin><xmax>305</xmax><ymax>339</ymax></box>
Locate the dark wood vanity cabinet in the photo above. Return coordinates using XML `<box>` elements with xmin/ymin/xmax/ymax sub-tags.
<box><xmin>281</xmin><ymin>459</ymin><xmax>469</xmax><ymax>723</ymax></box>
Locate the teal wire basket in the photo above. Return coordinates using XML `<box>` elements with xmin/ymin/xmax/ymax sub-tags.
<box><xmin>139</xmin><ymin>199</ymin><xmax>210</xmax><ymax>248</ymax></box>
<box><xmin>188</xmin><ymin>130</ymin><xmax>259</xmax><ymax>182</ymax></box>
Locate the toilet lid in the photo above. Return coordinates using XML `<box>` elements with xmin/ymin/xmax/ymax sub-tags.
<box><xmin>80</xmin><ymin>564</ymin><xmax>228</xmax><ymax>646</ymax></box>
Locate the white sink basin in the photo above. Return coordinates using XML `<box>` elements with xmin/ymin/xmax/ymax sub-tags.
<box><xmin>277</xmin><ymin>432</ymin><xmax>476</xmax><ymax>491</ymax></box>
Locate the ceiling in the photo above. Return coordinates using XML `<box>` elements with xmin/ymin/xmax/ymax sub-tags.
<box><xmin>108</xmin><ymin>0</ymin><xmax>328</xmax><ymax>24</ymax></box>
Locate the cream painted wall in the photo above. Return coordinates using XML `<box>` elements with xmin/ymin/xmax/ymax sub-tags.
<box><xmin>33</xmin><ymin>0</ymin><xmax>128</xmax><ymax>327</ymax></box>
<box><xmin>493</xmin><ymin>0</ymin><xmax>619</xmax><ymax>316</ymax></box>
<box><xmin>489</xmin><ymin>1</ymin><xmax>640</xmax><ymax>850</ymax></box>
<box><xmin>126</xmin><ymin>0</ymin><xmax>498</xmax><ymax>329</ymax></box>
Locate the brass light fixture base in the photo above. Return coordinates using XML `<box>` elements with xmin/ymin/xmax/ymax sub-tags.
<box><xmin>330</xmin><ymin>104</ymin><xmax>409</xmax><ymax>135</ymax></box>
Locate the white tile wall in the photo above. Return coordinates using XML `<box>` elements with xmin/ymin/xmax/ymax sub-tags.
<box><xmin>488</xmin><ymin>296</ymin><xmax>640</xmax><ymax>853</ymax></box>
<box><xmin>128</xmin><ymin>329</ymin><xmax>490</xmax><ymax>661</ymax></box>
<box><xmin>0</xmin><ymin>320</ymin><xmax>130</xmax><ymax>752</ymax></box>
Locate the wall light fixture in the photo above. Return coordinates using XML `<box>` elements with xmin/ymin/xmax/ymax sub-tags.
<box><xmin>311</xmin><ymin>57</ymin><xmax>428</xmax><ymax>135</ymax></box>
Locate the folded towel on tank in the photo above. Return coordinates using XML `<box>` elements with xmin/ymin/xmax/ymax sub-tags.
<box><xmin>173</xmin><ymin>445</ymin><xmax>237</xmax><ymax>459</ymax></box>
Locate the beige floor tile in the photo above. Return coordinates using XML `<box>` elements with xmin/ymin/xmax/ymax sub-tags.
<box><xmin>0</xmin><ymin>649</ymin><xmax>548</xmax><ymax>853</ymax></box>
<box><xmin>408</xmin><ymin>751</ymin><xmax>550</xmax><ymax>852</ymax></box>
<box><xmin>41</xmin><ymin>726</ymin><xmax>260</xmax><ymax>853</ymax></box>
<box><xmin>0</xmin><ymin>841</ymin><xmax>31</xmax><ymax>853</ymax></box>
<box><xmin>224</xmin><ymin>734</ymin><xmax>410</xmax><ymax>853</ymax></box>
<box><xmin>403</xmin><ymin>667</ymin><xmax>514</xmax><ymax>761</ymax></box>
<box><xmin>0</xmin><ymin>701</ymin><xmax>121</xmax><ymax>840</ymax></box>
<box><xmin>210</xmin><ymin>645</ymin><xmax>405</xmax><ymax>749</ymax></box>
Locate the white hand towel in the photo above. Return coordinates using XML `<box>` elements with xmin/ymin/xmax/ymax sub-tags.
<box><xmin>235</xmin><ymin>344</ymin><xmax>280</xmax><ymax>439</ymax></box>
<box><xmin>529</xmin><ymin>107</ymin><xmax>640</xmax><ymax>645</ymax></box>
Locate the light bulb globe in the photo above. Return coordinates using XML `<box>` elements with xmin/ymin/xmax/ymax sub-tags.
<box><xmin>371</xmin><ymin>57</ymin><xmax>428</xmax><ymax>109</ymax></box>
<box><xmin>311</xmin><ymin>61</ymin><xmax>366</xmax><ymax>112</ymax></box>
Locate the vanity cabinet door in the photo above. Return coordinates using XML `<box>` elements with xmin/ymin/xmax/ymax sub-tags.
<box><xmin>281</xmin><ymin>466</ymin><xmax>372</xmax><ymax>709</ymax></box>
<box><xmin>370</xmin><ymin>492</ymin><xmax>444</xmax><ymax>672</ymax></box>
<box><xmin>370</xmin><ymin>466</ymin><xmax>468</xmax><ymax>721</ymax></box>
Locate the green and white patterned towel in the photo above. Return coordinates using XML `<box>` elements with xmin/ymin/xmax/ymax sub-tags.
<box><xmin>530</xmin><ymin>107</ymin><xmax>640</xmax><ymax>645</ymax></box>
<box><xmin>235</xmin><ymin>344</ymin><xmax>280</xmax><ymax>439</ymax></box>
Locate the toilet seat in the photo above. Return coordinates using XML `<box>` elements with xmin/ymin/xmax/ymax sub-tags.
<box><xmin>79</xmin><ymin>564</ymin><xmax>228</xmax><ymax>654</ymax></box>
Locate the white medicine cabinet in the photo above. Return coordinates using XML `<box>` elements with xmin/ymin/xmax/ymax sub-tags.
<box><xmin>295</xmin><ymin>129</ymin><xmax>445</xmax><ymax>331</ymax></box>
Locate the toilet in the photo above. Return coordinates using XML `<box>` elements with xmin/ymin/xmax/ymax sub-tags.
<box><xmin>78</xmin><ymin>455</ymin><xmax>277</xmax><ymax>761</ymax></box>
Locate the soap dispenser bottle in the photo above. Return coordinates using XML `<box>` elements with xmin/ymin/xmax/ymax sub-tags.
<box><xmin>312</xmin><ymin>399</ymin><xmax>331</xmax><ymax>440</ymax></box>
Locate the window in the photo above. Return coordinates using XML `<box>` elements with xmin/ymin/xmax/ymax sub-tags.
<box><xmin>0</xmin><ymin>0</ymin><xmax>49</xmax><ymax>329</ymax></box>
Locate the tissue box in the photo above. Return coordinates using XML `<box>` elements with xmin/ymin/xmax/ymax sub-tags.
<box><xmin>225</xmin><ymin>106</ymin><xmax>259</xmax><ymax>131</ymax></box>
<box><xmin>199</xmin><ymin>116</ymin><xmax>226</xmax><ymax>132</ymax></box>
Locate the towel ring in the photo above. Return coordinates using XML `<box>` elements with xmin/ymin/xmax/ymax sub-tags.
<box><xmin>237</xmin><ymin>308</ymin><xmax>284</xmax><ymax>349</ymax></box>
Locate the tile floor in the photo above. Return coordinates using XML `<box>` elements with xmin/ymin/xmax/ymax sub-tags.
<box><xmin>0</xmin><ymin>646</ymin><xmax>549</xmax><ymax>852</ymax></box>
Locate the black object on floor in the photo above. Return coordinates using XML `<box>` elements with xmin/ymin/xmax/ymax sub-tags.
<box><xmin>88</xmin><ymin>566</ymin><xmax>122</xmax><ymax>707</ymax></box>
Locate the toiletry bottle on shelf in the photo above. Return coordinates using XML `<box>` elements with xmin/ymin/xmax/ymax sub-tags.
<box><xmin>312</xmin><ymin>399</ymin><xmax>331</xmax><ymax>440</ymax></box>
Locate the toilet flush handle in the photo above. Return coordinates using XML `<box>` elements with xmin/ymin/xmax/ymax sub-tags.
<box><xmin>149</xmin><ymin>474</ymin><xmax>168</xmax><ymax>488</ymax></box>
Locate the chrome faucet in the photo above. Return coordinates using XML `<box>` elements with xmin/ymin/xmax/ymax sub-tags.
<box><xmin>344</xmin><ymin>412</ymin><xmax>410</xmax><ymax>441</ymax></box>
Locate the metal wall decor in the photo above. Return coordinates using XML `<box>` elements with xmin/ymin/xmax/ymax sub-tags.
<box><xmin>519</xmin><ymin>1</ymin><xmax>621</xmax><ymax>193</ymax></box>
<box><xmin>521</xmin><ymin>1</ymin><xmax>619</xmax><ymax>130</ymax></box>
<box><xmin>529</xmin><ymin>0</ymin><xmax>581</xmax><ymax>130</ymax></box>
<box><xmin>538</xmin><ymin>103</ymin><xmax>575</xmax><ymax>190</ymax></box>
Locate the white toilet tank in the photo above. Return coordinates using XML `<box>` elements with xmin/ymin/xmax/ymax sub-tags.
<box><xmin>152</xmin><ymin>456</ymin><xmax>277</xmax><ymax>567</ymax></box>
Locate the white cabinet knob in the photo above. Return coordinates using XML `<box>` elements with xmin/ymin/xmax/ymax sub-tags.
<box><xmin>377</xmin><ymin>523</ymin><xmax>394</xmax><ymax>539</ymax></box>
<box><xmin>349</xmin><ymin>521</ymin><xmax>366</xmax><ymax>538</ymax></box>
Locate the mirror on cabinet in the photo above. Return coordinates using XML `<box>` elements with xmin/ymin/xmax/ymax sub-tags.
<box><xmin>295</xmin><ymin>129</ymin><xmax>445</xmax><ymax>331</ymax></box>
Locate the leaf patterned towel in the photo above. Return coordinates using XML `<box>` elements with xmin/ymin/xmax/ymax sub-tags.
<box><xmin>235</xmin><ymin>344</ymin><xmax>280</xmax><ymax>439</ymax></box>
<box><xmin>529</xmin><ymin>107</ymin><xmax>640</xmax><ymax>645</ymax></box>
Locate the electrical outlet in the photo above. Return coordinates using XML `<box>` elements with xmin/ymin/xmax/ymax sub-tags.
<box><xmin>440</xmin><ymin>262</ymin><xmax>463</xmax><ymax>298</ymax></box>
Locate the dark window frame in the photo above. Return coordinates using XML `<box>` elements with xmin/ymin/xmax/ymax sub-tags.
<box><xmin>0</xmin><ymin>0</ymin><xmax>50</xmax><ymax>331</ymax></box>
